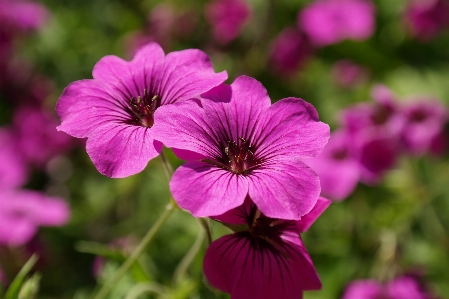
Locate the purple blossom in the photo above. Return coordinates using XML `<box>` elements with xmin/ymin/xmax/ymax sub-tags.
<box><xmin>56</xmin><ymin>42</ymin><xmax>227</xmax><ymax>178</ymax></box>
<box><xmin>203</xmin><ymin>197</ymin><xmax>330</xmax><ymax>299</ymax></box>
<box><xmin>400</xmin><ymin>97</ymin><xmax>449</xmax><ymax>156</ymax></box>
<box><xmin>0</xmin><ymin>0</ymin><xmax>49</xmax><ymax>32</ymax></box>
<box><xmin>14</xmin><ymin>106</ymin><xmax>74</xmax><ymax>167</ymax></box>
<box><xmin>0</xmin><ymin>128</ymin><xmax>28</xmax><ymax>189</ymax></box>
<box><xmin>342</xmin><ymin>276</ymin><xmax>433</xmax><ymax>299</ymax></box>
<box><xmin>268</xmin><ymin>27</ymin><xmax>314</xmax><ymax>75</ymax></box>
<box><xmin>405</xmin><ymin>0</ymin><xmax>449</xmax><ymax>41</ymax></box>
<box><xmin>205</xmin><ymin>0</ymin><xmax>251</xmax><ymax>45</ymax></box>
<box><xmin>0</xmin><ymin>189</ymin><xmax>70</xmax><ymax>247</ymax></box>
<box><xmin>331</xmin><ymin>59</ymin><xmax>369</xmax><ymax>88</ymax></box>
<box><xmin>298</xmin><ymin>0</ymin><xmax>375</xmax><ymax>47</ymax></box>
<box><xmin>306</xmin><ymin>130</ymin><xmax>360</xmax><ymax>201</ymax></box>
<box><xmin>152</xmin><ymin>76</ymin><xmax>330</xmax><ymax>219</ymax></box>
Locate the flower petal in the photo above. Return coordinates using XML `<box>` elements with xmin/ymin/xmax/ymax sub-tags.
<box><xmin>342</xmin><ymin>280</ymin><xmax>383</xmax><ymax>299</ymax></box>
<box><xmin>248</xmin><ymin>159</ymin><xmax>321</xmax><ymax>220</ymax></box>
<box><xmin>296</xmin><ymin>197</ymin><xmax>331</xmax><ymax>233</ymax></box>
<box><xmin>170</xmin><ymin>161</ymin><xmax>248</xmax><ymax>217</ymax></box>
<box><xmin>254</xmin><ymin>97</ymin><xmax>330</xmax><ymax>160</ymax></box>
<box><xmin>86</xmin><ymin>124</ymin><xmax>162</xmax><ymax>178</ymax></box>
<box><xmin>203</xmin><ymin>233</ymin><xmax>321</xmax><ymax>299</ymax></box>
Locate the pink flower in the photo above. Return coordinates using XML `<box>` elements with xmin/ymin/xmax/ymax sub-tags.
<box><xmin>298</xmin><ymin>0</ymin><xmax>375</xmax><ymax>47</ymax></box>
<box><xmin>0</xmin><ymin>128</ymin><xmax>28</xmax><ymax>189</ymax></box>
<box><xmin>205</xmin><ymin>0</ymin><xmax>251</xmax><ymax>45</ymax></box>
<box><xmin>0</xmin><ymin>189</ymin><xmax>70</xmax><ymax>247</ymax></box>
<box><xmin>56</xmin><ymin>42</ymin><xmax>227</xmax><ymax>178</ymax></box>
<box><xmin>152</xmin><ymin>76</ymin><xmax>330</xmax><ymax>220</ymax></box>
<box><xmin>0</xmin><ymin>0</ymin><xmax>49</xmax><ymax>31</ymax></box>
<box><xmin>203</xmin><ymin>197</ymin><xmax>331</xmax><ymax>299</ymax></box>
<box><xmin>342</xmin><ymin>276</ymin><xmax>432</xmax><ymax>299</ymax></box>
<box><xmin>400</xmin><ymin>97</ymin><xmax>449</xmax><ymax>156</ymax></box>
<box><xmin>405</xmin><ymin>0</ymin><xmax>449</xmax><ymax>41</ymax></box>
<box><xmin>268</xmin><ymin>27</ymin><xmax>314</xmax><ymax>75</ymax></box>
<box><xmin>14</xmin><ymin>106</ymin><xmax>74</xmax><ymax>167</ymax></box>
<box><xmin>306</xmin><ymin>130</ymin><xmax>360</xmax><ymax>201</ymax></box>
<box><xmin>331</xmin><ymin>59</ymin><xmax>369</xmax><ymax>88</ymax></box>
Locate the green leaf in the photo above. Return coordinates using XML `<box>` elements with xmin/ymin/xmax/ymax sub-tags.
<box><xmin>5</xmin><ymin>254</ymin><xmax>39</xmax><ymax>299</ymax></box>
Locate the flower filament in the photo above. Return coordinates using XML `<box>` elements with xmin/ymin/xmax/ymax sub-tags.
<box><xmin>127</xmin><ymin>89</ymin><xmax>160</xmax><ymax>127</ymax></box>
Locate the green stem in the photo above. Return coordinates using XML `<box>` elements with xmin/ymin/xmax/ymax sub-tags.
<box><xmin>198</xmin><ymin>218</ymin><xmax>213</xmax><ymax>246</ymax></box>
<box><xmin>91</xmin><ymin>202</ymin><xmax>176</xmax><ymax>299</ymax></box>
<box><xmin>159</xmin><ymin>151</ymin><xmax>174</xmax><ymax>181</ymax></box>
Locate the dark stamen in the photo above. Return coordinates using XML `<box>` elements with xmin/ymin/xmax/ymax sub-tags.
<box><xmin>126</xmin><ymin>89</ymin><xmax>160</xmax><ymax>127</ymax></box>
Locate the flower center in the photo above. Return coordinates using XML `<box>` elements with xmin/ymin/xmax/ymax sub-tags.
<box><xmin>371</xmin><ymin>104</ymin><xmax>392</xmax><ymax>126</ymax></box>
<box><xmin>249</xmin><ymin>217</ymin><xmax>278</xmax><ymax>240</ymax></box>
<box><xmin>409</xmin><ymin>110</ymin><xmax>427</xmax><ymax>123</ymax></box>
<box><xmin>126</xmin><ymin>89</ymin><xmax>160</xmax><ymax>127</ymax></box>
<box><xmin>219</xmin><ymin>137</ymin><xmax>260</xmax><ymax>174</ymax></box>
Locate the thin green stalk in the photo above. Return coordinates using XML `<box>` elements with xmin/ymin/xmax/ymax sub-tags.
<box><xmin>159</xmin><ymin>151</ymin><xmax>174</xmax><ymax>181</ymax></box>
<box><xmin>91</xmin><ymin>202</ymin><xmax>176</xmax><ymax>299</ymax></box>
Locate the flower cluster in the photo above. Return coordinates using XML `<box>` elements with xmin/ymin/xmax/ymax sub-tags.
<box><xmin>56</xmin><ymin>41</ymin><xmax>331</xmax><ymax>297</ymax></box>
<box><xmin>307</xmin><ymin>85</ymin><xmax>449</xmax><ymax>201</ymax></box>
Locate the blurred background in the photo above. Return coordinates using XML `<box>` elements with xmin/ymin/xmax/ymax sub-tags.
<box><xmin>1</xmin><ymin>0</ymin><xmax>449</xmax><ymax>298</ymax></box>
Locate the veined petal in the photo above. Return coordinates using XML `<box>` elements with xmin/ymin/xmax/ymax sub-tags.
<box><xmin>160</xmin><ymin>49</ymin><xmax>228</xmax><ymax>105</ymax></box>
<box><xmin>203</xmin><ymin>233</ymin><xmax>321</xmax><ymax>299</ymax></box>
<box><xmin>248</xmin><ymin>159</ymin><xmax>321</xmax><ymax>220</ymax></box>
<box><xmin>296</xmin><ymin>197</ymin><xmax>331</xmax><ymax>233</ymax></box>
<box><xmin>86</xmin><ymin>124</ymin><xmax>162</xmax><ymax>178</ymax></box>
<box><xmin>170</xmin><ymin>161</ymin><xmax>249</xmax><ymax>217</ymax></box>
<box><xmin>211</xmin><ymin>197</ymin><xmax>254</xmax><ymax>225</ymax></box>
<box><xmin>254</xmin><ymin>97</ymin><xmax>330</xmax><ymax>160</ymax></box>
<box><xmin>200</xmin><ymin>76</ymin><xmax>271</xmax><ymax>144</ymax></box>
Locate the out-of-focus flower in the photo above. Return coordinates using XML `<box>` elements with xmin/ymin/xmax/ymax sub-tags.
<box><xmin>405</xmin><ymin>0</ymin><xmax>449</xmax><ymax>41</ymax></box>
<box><xmin>298</xmin><ymin>0</ymin><xmax>375</xmax><ymax>47</ymax></box>
<box><xmin>205</xmin><ymin>0</ymin><xmax>251</xmax><ymax>45</ymax></box>
<box><xmin>0</xmin><ymin>189</ymin><xmax>70</xmax><ymax>247</ymax></box>
<box><xmin>342</xmin><ymin>276</ymin><xmax>432</xmax><ymax>299</ymax></box>
<box><xmin>56</xmin><ymin>42</ymin><xmax>227</xmax><ymax>178</ymax></box>
<box><xmin>14</xmin><ymin>106</ymin><xmax>73</xmax><ymax>168</ymax></box>
<box><xmin>306</xmin><ymin>130</ymin><xmax>360</xmax><ymax>201</ymax></box>
<box><xmin>0</xmin><ymin>128</ymin><xmax>28</xmax><ymax>189</ymax></box>
<box><xmin>153</xmin><ymin>76</ymin><xmax>330</xmax><ymax>220</ymax></box>
<box><xmin>331</xmin><ymin>59</ymin><xmax>369</xmax><ymax>88</ymax></box>
<box><xmin>0</xmin><ymin>0</ymin><xmax>49</xmax><ymax>32</ymax></box>
<box><xmin>203</xmin><ymin>197</ymin><xmax>330</xmax><ymax>299</ymax></box>
<box><xmin>400</xmin><ymin>97</ymin><xmax>449</xmax><ymax>156</ymax></box>
<box><xmin>340</xmin><ymin>85</ymin><xmax>403</xmax><ymax>184</ymax></box>
<box><xmin>268</xmin><ymin>27</ymin><xmax>314</xmax><ymax>75</ymax></box>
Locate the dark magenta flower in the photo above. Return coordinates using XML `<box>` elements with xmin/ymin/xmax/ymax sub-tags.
<box><xmin>400</xmin><ymin>97</ymin><xmax>449</xmax><ymax>156</ymax></box>
<box><xmin>405</xmin><ymin>0</ymin><xmax>449</xmax><ymax>41</ymax></box>
<box><xmin>56</xmin><ymin>42</ymin><xmax>227</xmax><ymax>178</ymax></box>
<box><xmin>298</xmin><ymin>0</ymin><xmax>375</xmax><ymax>47</ymax></box>
<box><xmin>342</xmin><ymin>276</ymin><xmax>433</xmax><ymax>299</ymax></box>
<box><xmin>205</xmin><ymin>0</ymin><xmax>251</xmax><ymax>45</ymax></box>
<box><xmin>152</xmin><ymin>76</ymin><xmax>329</xmax><ymax>219</ymax></box>
<box><xmin>203</xmin><ymin>197</ymin><xmax>330</xmax><ymax>299</ymax></box>
<box><xmin>306</xmin><ymin>130</ymin><xmax>360</xmax><ymax>201</ymax></box>
<box><xmin>0</xmin><ymin>128</ymin><xmax>28</xmax><ymax>189</ymax></box>
<box><xmin>268</xmin><ymin>27</ymin><xmax>314</xmax><ymax>75</ymax></box>
<box><xmin>0</xmin><ymin>189</ymin><xmax>70</xmax><ymax>246</ymax></box>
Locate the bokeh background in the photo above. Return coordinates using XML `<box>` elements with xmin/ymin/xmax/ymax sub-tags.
<box><xmin>1</xmin><ymin>0</ymin><xmax>449</xmax><ymax>298</ymax></box>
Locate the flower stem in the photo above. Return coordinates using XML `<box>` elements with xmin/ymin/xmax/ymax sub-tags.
<box><xmin>91</xmin><ymin>202</ymin><xmax>176</xmax><ymax>299</ymax></box>
<box><xmin>159</xmin><ymin>150</ymin><xmax>174</xmax><ymax>181</ymax></box>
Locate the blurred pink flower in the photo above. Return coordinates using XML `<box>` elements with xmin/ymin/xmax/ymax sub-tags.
<box><xmin>205</xmin><ymin>0</ymin><xmax>251</xmax><ymax>45</ymax></box>
<box><xmin>0</xmin><ymin>189</ymin><xmax>70</xmax><ymax>247</ymax></box>
<box><xmin>306</xmin><ymin>130</ymin><xmax>360</xmax><ymax>201</ymax></box>
<box><xmin>14</xmin><ymin>106</ymin><xmax>73</xmax><ymax>168</ymax></box>
<box><xmin>268</xmin><ymin>27</ymin><xmax>314</xmax><ymax>75</ymax></box>
<box><xmin>56</xmin><ymin>42</ymin><xmax>227</xmax><ymax>178</ymax></box>
<box><xmin>0</xmin><ymin>128</ymin><xmax>28</xmax><ymax>189</ymax></box>
<box><xmin>342</xmin><ymin>276</ymin><xmax>432</xmax><ymax>299</ymax></box>
<box><xmin>203</xmin><ymin>197</ymin><xmax>330</xmax><ymax>299</ymax></box>
<box><xmin>400</xmin><ymin>97</ymin><xmax>449</xmax><ymax>156</ymax></box>
<box><xmin>0</xmin><ymin>0</ymin><xmax>49</xmax><ymax>31</ymax></box>
<box><xmin>332</xmin><ymin>59</ymin><xmax>369</xmax><ymax>88</ymax></box>
<box><xmin>298</xmin><ymin>0</ymin><xmax>375</xmax><ymax>47</ymax></box>
<box><xmin>405</xmin><ymin>0</ymin><xmax>449</xmax><ymax>41</ymax></box>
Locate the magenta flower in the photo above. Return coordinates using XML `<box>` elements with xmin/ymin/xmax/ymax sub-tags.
<box><xmin>0</xmin><ymin>128</ymin><xmax>28</xmax><ymax>189</ymax></box>
<box><xmin>268</xmin><ymin>27</ymin><xmax>314</xmax><ymax>75</ymax></box>
<box><xmin>306</xmin><ymin>130</ymin><xmax>360</xmax><ymax>201</ymax></box>
<box><xmin>203</xmin><ymin>197</ymin><xmax>330</xmax><ymax>299</ymax></box>
<box><xmin>400</xmin><ymin>97</ymin><xmax>449</xmax><ymax>156</ymax></box>
<box><xmin>152</xmin><ymin>76</ymin><xmax>330</xmax><ymax>219</ymax></box>
<box><xmin>205</xmin><ymin>0</ymin><xmax>251</xmax><ymax>45</ymax></box>
<box><xmin>331</xmin><ymin>59</ymin><xmax>369</xmax><ymax>88</ymax></box>
<box><xmin>342</xmin><ymin>276</ymin><xmax>432</xmax><ymax>299</ymax></box>
<box><xmin>56</xmin><ymin>42</ymin><xmax>227</xmax><ymax>178</ymax></box>
<box><xmin>0</xmin><ymin>189</ymin><xmax>70</xmax><ymax>246</ymax></box>
<box><xmin>14</xmin><ymin>106</ymin><xmax>73</xmax><ymax>167</ymax></box>
<box><xmin>0</xmin><ymin>0</ymin><xmax>49</xmax><ymax>31</ymax></box>
<box><xmin>298</xmin><ymin>0</ymin><xmax>375</xmax><ymax>47</ymax></box>
<box><xmin>405</xmin><ymin>0</ymin><xmax>449</xmax><ymax>41</ymax></box>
